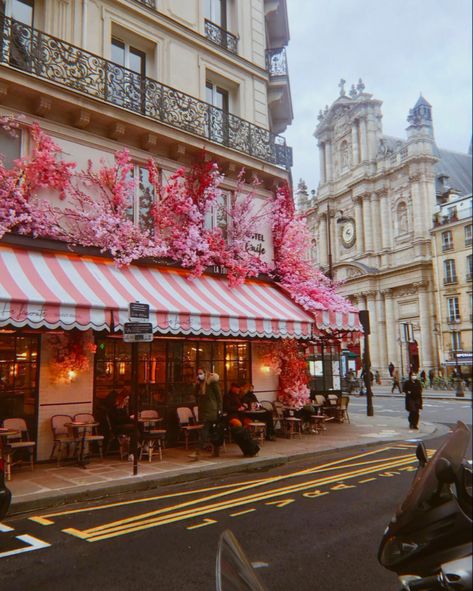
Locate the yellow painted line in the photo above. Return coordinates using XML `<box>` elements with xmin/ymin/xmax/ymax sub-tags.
<box><xmin>186</xmin><ymin>518</ymin><xmax>217</xmax><ymax>530</ymax></box>
<box><xmin>81</xmin><ymin>454</ymin><xmax>414</xmax><ymax>538</ymax></box>
<box><xmin>302</xmin><ymin>490</ymin><xmax>329</xmax><ymax>498</ymax></box>
<box><xmin>265</xmin><ymin>499</ymin><xmax>295</xmax><ymax>508</ymax></box>
<box><xmin>358</xmin><ymin>478</ymin><xmax>376</xmax><ymax>484</ymax></box>
<box><xmin>230</xmin><ymin>509</ymin><xmax>256</xmax><ymax>517</ymax></box>
<box><xmin>61</xmin><ymin>528</ymin><xmax>90</xmax><ymax>540</ymax></box>
<box><xmin>78</xmin><ymin>456</ymin><xmax>416</xmax><ymax>542</ymax></box>
<box><xmin>30</xmin><ymin>445</ymin><xmax>409</xmax><ymax>525</ymax></box>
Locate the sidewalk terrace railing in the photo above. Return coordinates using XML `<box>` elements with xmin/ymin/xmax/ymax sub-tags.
<box><xmin>266</xmin><ymin>47</ymin><xmax>288</xmax><ymax>77</ymax></box>
<box><xmin>204</xmin><ymin>19</ymin><xmax>238</xmax><ymax>54</ymax></box>
<box><xmin>0</xmin><ymin>17</ymin><xmax>292</xmax><ymax>169</ymax></box>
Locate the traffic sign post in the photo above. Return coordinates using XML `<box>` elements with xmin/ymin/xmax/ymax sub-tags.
<box><xmin>124</xmin><ymin>303</ymin><xmax>152</xmax><ymax>476</ymax></box>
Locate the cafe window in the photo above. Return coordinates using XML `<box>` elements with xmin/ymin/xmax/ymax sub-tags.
<box><xmin>94</xmin><ymin>338</ymin><xmax>250</xmax><ymax>407</ymax></box>
<box><xmin>307</xmin><ymin>342</ymin><xmax>341</xmax><ymax>393</ymax></box>
<box><xmin>0</xmin><ymin>333</ymin><xmax>39</xmax><ymax>434</ymax></box>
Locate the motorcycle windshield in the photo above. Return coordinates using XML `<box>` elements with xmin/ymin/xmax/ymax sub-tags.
<box><xmin>399</xmin><ymin>421</ymin><xmax>470</xmax><ymax>516</ymax></box>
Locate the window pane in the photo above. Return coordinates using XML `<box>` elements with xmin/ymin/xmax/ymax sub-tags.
<box><xmin>138</xmin><ymin>166</ymin><xmax>155</xmax><ymax>232</ymax></box>
<box><xmin>111</xmin><ymin>39</ymin><xmax>125</xmax><ymax>66</ymax></box>
<box><xmin>129</xmin><ymin>48</ymin><xmax>145</xmax><ymax>76</ymax></box>
<box><xmin>12</xmin><ymin>0</ymin><xmax>33</xmax><ymax>25</ymax></box>
<box><xmin>0</xmin><ymin>127</ymin><xmax>21</xmax><ymax>168</ymax></box>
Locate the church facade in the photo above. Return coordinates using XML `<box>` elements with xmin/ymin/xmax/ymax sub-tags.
<box><xmin>300</xmin><ymin>81</ymin><xmax>472</xmax><ymax>378</ymax></box>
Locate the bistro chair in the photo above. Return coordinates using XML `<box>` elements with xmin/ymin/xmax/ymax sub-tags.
<box><xmin>177</xmin><ymin>407</ymin><xmax>203</xmax><ymax>450</ymax></box>
<box><xmin>50</xmin><ymin>414</ymin><xmax>77</xmax><ymax>466</ymax></box>
<box><xmin>74</xmin><ymin>413</ymin><xmax>105</xmax><ymax>460</ymax></box>
<box><xmin>282</xmin><ymin>413</ymin><xmax>303</xmax><ymax>439</ymax></box>
<box><xmin>323</xmin><ymin>394</ymin><xmax>339</xmax><ymax>418</ymax></box>
<box><xmin>2</xmin><ymin>418</ymin><xmax>36</xmax><ymax>479</ymax></box>
<box><xmin>334</xmin><ymin>395</ymin><xmax>350</xmax><ymax>423</ymax></box>
<box><xmin>138</xmin><ymin>409</ymin><xmax>167</xmax><ymax>461</ymax></box>
<box><xmin>271</xmin><ymin>401</ymin><xmax>285</xmax><ymax>434</ymax></box>
<box><xmin>247</xmin><ymin>421</ymin><xmax>266</xmax><ymax>446</ymax></box>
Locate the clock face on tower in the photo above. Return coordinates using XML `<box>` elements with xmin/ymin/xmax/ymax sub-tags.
<box><xmin>341</xmin><ymin>219</ymin><xmax>356</xmax><ymax>248</ymax></box>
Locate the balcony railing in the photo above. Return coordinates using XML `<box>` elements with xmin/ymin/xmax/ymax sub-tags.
<box><xmin>266</xmin><ymin>47</ymin><xmax>288</xmax><ymax>77</ymax></box>
<box><xmin>0</xmin><ymin>17</ymin><xmax>292</xmax><ymax>169</ymax></box>
<box><xmin>442</xmin><ymin>242</ymin><xmax>454</xmax><ymax>251</ymax></box>
<box><xmin>204</xmin><ymin>20</ymin><xmax>238</xmax><ymax>54</ymax></box>
<box><xmin>447</xmin><ymin>317</ymin><xmax>461</xmax><ymax>324</ymax></box>
<box><xmin>443</xmin><ymin>276</ymin><xmax>458</xmax><ymax>285</ymax></box>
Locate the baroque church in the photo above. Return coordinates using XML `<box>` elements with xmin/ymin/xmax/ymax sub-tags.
<box><xmin>299</xmin><ymin>80</ymin><xmax>472</xmax><ymax>378</ymax></box>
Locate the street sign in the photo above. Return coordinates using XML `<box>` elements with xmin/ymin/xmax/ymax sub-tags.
<box><xmin>123</xmin><ymin>322</ymin><xmax>153</xmax><ymax>342</ymax></box>
<box><xmin>129</xmin><ymin>302</ymin><xmax>150</xmax><ymax>321</ymax></box>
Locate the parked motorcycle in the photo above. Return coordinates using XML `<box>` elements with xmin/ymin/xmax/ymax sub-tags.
<box><xmin>216</xmin><ymin>421</ymin><xmax>472</xmax><ymax>590</ymax></box>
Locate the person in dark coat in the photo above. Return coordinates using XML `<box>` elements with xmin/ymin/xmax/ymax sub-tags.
<box><xmin>223</xmin><ymin>383</ymin><xmax>245</xmax><ymax>421</ymax></box>
<box><xmin>388</xmin><ymin>362</ymin><xmax>395</xmax><ymax>377</ymax></box>
<box><xmin>403</xmin><ymin>373</ymin><xmax>423</xmax><ymax>430</ymax></box>
<box><xmin>189</xmin><ymin>369</ymin><xmax>223</xmax><ymax>460</ymax></box>
<box><xmin>240</xmin><ymin>383</ymin><xmax>276</xmax><ymax>441</ymax></box>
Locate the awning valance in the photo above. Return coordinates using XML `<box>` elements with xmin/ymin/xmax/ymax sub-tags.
<box><xmin>0</xmin><ymin>246</ymin><xmax>314</xmax><ymax>339</ymax></box>
<box><xmin>315</xmin><ymin>309</ymin><xmax>362</xmax><ymax>333</ymax></box>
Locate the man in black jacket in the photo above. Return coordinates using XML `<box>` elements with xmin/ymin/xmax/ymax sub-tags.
<box><xmin>403</xmin><ymin>373</ymin><xmax>423</xmax><ymax>430</ymax></box>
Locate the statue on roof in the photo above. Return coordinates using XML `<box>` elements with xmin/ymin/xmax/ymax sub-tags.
<box><xmin>356</xmin><ymin>78</ymin><xmax>365</xmax><ymax>93</ymax></box>
<box><xmin>338</xmin><ymin>78</ymin><xmax>346</xmax><ymax>97</ymax></box>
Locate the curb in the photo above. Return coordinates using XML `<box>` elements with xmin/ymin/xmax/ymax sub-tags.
<box><xmin>373</xmin><ymin>394</ymin><xmax>472</xmax><ymax>402</ymax></box>
<box><xmin>9</xmin><ymin>422</ymin><xmax>442</xmax><ymax>517</ymax></box>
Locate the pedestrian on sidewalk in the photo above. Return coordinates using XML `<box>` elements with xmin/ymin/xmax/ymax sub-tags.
<box><xmin>375</xmin><ymin>369</ymin><xmax>381</xmax><ymax>385</ymax></box>
<box><xmin>428</xmin><ymin>369</ymin><xmax>434</xmax><ymax>388</ymax></box>
<box><xmin>391</xmin><ymin>368</ymin><xmax>402</xmax><ymax>394</ymax></box>
<box><xmin>189</xmin><ymin>369</ymin><xmax>223</xmax><ymax>461</ymax></box>
<box><xmin>388</xmin><ymin>362</ymin><xmax>395</xmax><ymax>377</ymax></box>
<box><xmin>403</xmin><ymin>373</ymin><xmax>423</xmax><ymax>430</ymax></box>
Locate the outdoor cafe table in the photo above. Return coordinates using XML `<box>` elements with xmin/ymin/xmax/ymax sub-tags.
<box><xmin>65</xmin><ymin>421</ymin><xmax>99</xmax><ymax>468</ymax></box>
<box><xmin>0</xmin><ymin>428</ymin><xmax>20</xmax><ymax>480</ymax></box>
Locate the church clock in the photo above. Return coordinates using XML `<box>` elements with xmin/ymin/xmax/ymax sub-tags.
<box><xmin>341</xmin><ymin>219</ymin><xmax>356</xmax><ymax>248</ymax></box>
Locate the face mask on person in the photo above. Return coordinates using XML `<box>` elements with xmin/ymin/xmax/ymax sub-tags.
<box><xmin>197</xmin><ymin>372</ymin><xmax>205</xmax><ymax>381</ymax></box>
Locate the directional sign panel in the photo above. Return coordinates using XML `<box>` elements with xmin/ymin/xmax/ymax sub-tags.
<box><xmin>123</xmin><ymin>322</ymin><xmax>153</xmax><ymax>342</ymax></box>
<box><xmin>129</xmin><ymin>302</ymin><xmax>150</xmax><ymax>321</ymax></box>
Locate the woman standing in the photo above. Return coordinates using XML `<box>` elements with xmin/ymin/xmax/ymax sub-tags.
<box><xmin>189</xmin><ymin>369</ymin><xmax>222</xmax><ymax>460</ymax></box>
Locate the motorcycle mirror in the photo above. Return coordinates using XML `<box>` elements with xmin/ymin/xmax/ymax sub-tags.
<box><xmin>416</xmin><ymin>441</ymin><xmax>428</xmax><ymax>467</ymax></box>
<box><xmin>216</xmin><ymin>530</ymin><xmax>268</xmax><ymax>591</ymax></box>
<box><xmin>435</xmin><ymin>457</ymin><xmax>456</xmax><ymax>485</ymax></box>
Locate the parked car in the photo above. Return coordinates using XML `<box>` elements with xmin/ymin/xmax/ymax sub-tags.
<box><xmin>0</xmin><ymin>461</ymin><xmax>12</xmax><ymax>520</ymax></box>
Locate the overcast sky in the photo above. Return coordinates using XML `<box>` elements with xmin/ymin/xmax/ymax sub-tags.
<box><xmin>284</xmin><ymin>0</ymin><xmax>472</xmax><ymax>193</ymax></box>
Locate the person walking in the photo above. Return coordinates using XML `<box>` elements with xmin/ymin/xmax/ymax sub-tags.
<box><xmin>388</xmin><ymin>362</ymin><xmax>395</xmax><ymax>377</ymax></box>
<box><xmin>189</xmin><ymin>368</ymin><xmax>222</xmax><ymax>460</ymax></box>
<box><xmin>403</xmin><ymin>373</ymin><xmax>423</xmax><ymax>430</ymax></box>
<box><xmin>391</xmin><ymin>368</ymin><xmax>402</xmax><ymax>394</ymax></box>
<box><xmin>428</xmin><ymin>369</ymin><xmax>434</xmax><ymax>388</ymax></box>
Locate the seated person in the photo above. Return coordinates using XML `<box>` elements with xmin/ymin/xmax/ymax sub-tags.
<box><xmin>240</xmin><ymin>383</ymin><xmax>276</xmax><ymax>441</ymax></box>
<box><xmin>107</xmin><ymin>388</ymin><xmax>134</xmax><ymax>437</ymax></box>
<box><xmin>223</xmin><ymin>383</ymin><xmax>245</xmax><ymax>421</ymax></box>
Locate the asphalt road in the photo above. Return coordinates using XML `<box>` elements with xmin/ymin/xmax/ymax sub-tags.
<box><xmin>0</xmin><ymin>433</ymin><xmax>461</xmax><ymax>591</ymax></box>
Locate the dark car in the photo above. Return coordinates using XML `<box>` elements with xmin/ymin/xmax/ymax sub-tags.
<box><xmin>0</xmin><ymin>461</ymin><xmax>11</xmax><ymax>520</ymax></box>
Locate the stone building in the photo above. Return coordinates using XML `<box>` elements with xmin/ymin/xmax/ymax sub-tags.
<box><xmin>301</xmin><ymin>81</ymin><xmax>472</xmax><ymax>378</ymax></box>
<box><xmin>0</xmin><ymin>0</ymin><xmax>308</xmax><ymax>460</ymax></box>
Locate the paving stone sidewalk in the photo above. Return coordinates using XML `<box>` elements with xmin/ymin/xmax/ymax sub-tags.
<box><xmin>6</xmin><ymin>411</ymin><xmax>444</xmax><ymax>516</ymax></box>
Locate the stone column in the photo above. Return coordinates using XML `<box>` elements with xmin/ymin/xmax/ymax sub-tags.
<box><xmin>318</xmin><ymin>214</ymin><xmax>328</xmax><ymax>267</ymax></box>
<box><xmin>354</xmin><ymin>197</ymin><xmax>364</xmax><ymax>256</ymax></box>
<box><xmin>376</xmin><ymin>291</ymin><xmax>387</xmax><ymax>372</ymax></box>
<box><xmin>318</xmin><ymin>142</ymin><xmax>326</xmax><ymax>184</ymax></box>
<box><xmin>365</xmin><ymin>291</ymin><xmax>379</xmax><ymax>370</ymax></box>
<box><xmin>416</xmin><ymin>281</ymin><xmax>434</xmax><ymax>370</ymax></box>
<box><xmin>359</xmin><ymin>118</ymin><xmax>368</xmax><ymax>162</ymax></box>
<box><xmin>351</xmin><ymin>121</ymin><xmax>359</xmax><ymax>165</ymax></box>
<box><xmin>325</xmin><ymin>142</ymin><xmax>333</xmax><ymax>182</ymax></box>
<box><xmin>383</xmin><ymin>289</ymin><xmax>398</xmax><ymax>369</ymax></box>
<box><xmin>379</xmin><ymin>190</ymin><xmax>391</xmax><ymax>250</ymax></box>
<box><xmin>410</xmin><ymin>176</ymin><xmax>424</xmax><ymax>239</ymax></box>
<box><xmin>370</xmin><ymin>192</ymin><xmax>381</xmax><ymax>253</ymax></box>
<box><xmin>362</xmin><ymin>195</ymin><xmax>373</xmax><ymax>253</ymax></box>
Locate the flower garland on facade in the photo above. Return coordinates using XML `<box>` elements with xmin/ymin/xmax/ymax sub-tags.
<box><xmin>46</xmin><ymin>332</ymin><xmax>92</xmax><ymax>383</ymax></box>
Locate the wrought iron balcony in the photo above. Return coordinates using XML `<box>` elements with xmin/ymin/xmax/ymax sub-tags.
<box><xmin>204</xmin><ymin>20</ymin><xmax>238</xmax><ymax>54</ymax></box>
<box><xmin>443</xmin><ymin>276</ymin><xmax>458</xmax><ymax>286</ymax></box>
<box><xmin>266</xmin><ymin>47</ymin><xmax>288</xmax><ymax>77</ymax></box>
<box><xmin>0</xmin><ymin>17</ymin><xmax>292</xmax><ymax>169</ymax></box>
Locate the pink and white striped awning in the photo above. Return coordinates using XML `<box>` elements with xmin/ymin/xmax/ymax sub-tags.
<box><xmin>314</xmin><ymin>309</ymin><xmax>362</xmax><ymax>333</ymax></box>
<box><xmin>0</xmin><ymin>246</ymin><xmax>315</xmax><ymax>339</ymax></box>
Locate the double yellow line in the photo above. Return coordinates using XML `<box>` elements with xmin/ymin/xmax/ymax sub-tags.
<box><xmin>63</xmin><ymin>453</ymin><xmax>418</xmax><ymax>542</ymax></box>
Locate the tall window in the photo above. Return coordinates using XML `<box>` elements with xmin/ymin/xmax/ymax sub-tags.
<box><xmin>450</xmin><ymin>331</ymin><xmax>461</xmax><ymax>352</ymax></box>
<box><xmin>443</xmin><ymin>259</ymin><xmax>457</xmax><ymax>284</ymax></box>
<box><xmin>125</xmin><ymin>164</ymin><xmax>155</xmax><ymax>232</ymax></box>
<box><xmin>0</xmin><ymin>125</ymin><xmax>21</xmax><ymax>168</ymax></box>
<box><xmin>447</xmin><ymin>297</ymin><xmax>460</xmax><ymax>322</ymax></box>
<box><xmin>441</xmin><ymin>230</ymin><xmax>453</xmax><ymax>251</ymax></box>
<box><xmin>7</xmin><ymin>0</ymin><xmax>34</xmax><ymax>71</ymax></box>
<box><xmin>0</xmin><ymin>334</ymin><xmax>39</xmax><ymax>436</ymax></box>
<box><xmin>10</xmin><ymin>0</ymin><xmax>33</xmax><ymax>23</ymax></box>
<box><xmin>207</xmin><ymin>190</ymin><xmax>233</xmax><ymax>239</ymax></box>
<box><xmin>206</xmin><ymin>80</ymin><xmax>229</xmax><ymax>144</ymax></box>
<box><xmin>465</xmin><ymin>224</ymin><xmax>472</xmax><ymax>246</ymax></box>
<box><xmin>108</xmin><ymin>37</ymin><xmax>146</xmax><ymax>112</ymax></box>
<box><xmin>467</xmin><ymin>254</ymin><xmax>472</xmax><ymax>281</ymax></box>
<box><xmin>204</xmin><ymin>0</ymin><xmax>227</xmax><ymax>28</ymax></box>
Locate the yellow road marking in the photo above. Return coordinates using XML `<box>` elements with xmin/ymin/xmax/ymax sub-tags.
<box><xmin>230</xmin><ymin>509</ymin><xmax>256</xmax><ymax>517</ymax></box>
<box><xmin>186</xmin><ymin>518</ymin><xmax>217</xmax><ymax>530</ymax></box>
<box><xmin>330</xmin><ymin>483</ymin><xmax>356</xmax><ymax>491</ymax></box>
<box><xmin>265</xmin><ymin>499</ymin><xmax>295</xmax><ymax>508</ymax></box>
<box><xmin>69</xmin><ymin>456</ymin><xmax>416</xmax><ymax>542</ymax></box>
<box><xmin>358</xmin><ymin>478</ymin><xmax>376</xmax><ymax>483</ymax></box>
<box><xmin>31</xmin><ymin>445</ymin><xmax>416</xmax><ymax>525</ymax></box>
<box><xmin>303</xmin><ymin>490</ymin><xmax>329</xmax><ymax>498</ymax></box>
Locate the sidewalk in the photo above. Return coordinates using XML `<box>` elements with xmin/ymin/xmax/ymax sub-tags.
<box><xmin>6</xmin><ymin>412</ymin><xmax>444</xmax><ymax>516</ymax></box>
<box><xmin>370</xmin><ymin>385</ymin><xmax>472</xmax><ymax>402</ymax></box>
